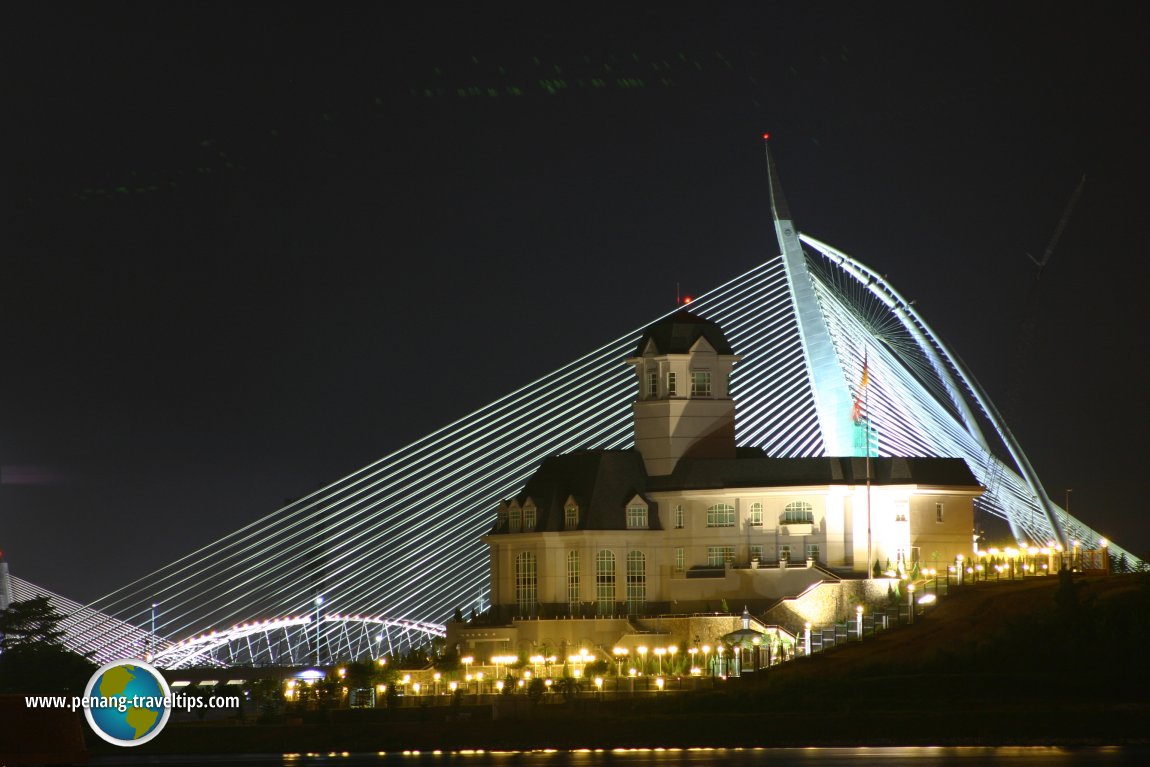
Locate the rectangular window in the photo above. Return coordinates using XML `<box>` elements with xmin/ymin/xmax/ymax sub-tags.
<box><xmin>691</xmin><ymin>371</ymin><xmax>712</xmax><ymax>397</ymax></box>
<box><xmin>565</xmin><ymin>505</ymin><xmax>579</xmax><ymax>530</ymax></box>
<box><xmin>626</xmin><ymin>506</ymin><xmax>648</xmax><ymax>529</ymax></box>
<box><xmin>666</xmin><ymin>372</ymin><xmax>677</xmax><ymax>396</ymax></box>
<box><xmin>523</xmin><ymin>507</ymin><xmax>536</xmax><ymax>532</ymax></box>
<box><xmin>750</xmin><ymin>545</ymin><xmax>764</xmax><ymax>562</ymax></box>
<box><xmin>806</xmin><ymin>543</ymin><xmax>820</xmax><ymax>562</ymax></box>
<box><xmin>674</xmin><ymin>504</ymin><xmax>684</xmax><ymax>529</ymax></box>
<box><xmin>706</xmin><ymin>503</ymin><xmax>735</xmax><ymax>527</ymax></box>
<box><xmin>707</xmin><ymin>546</ymin><xmax>734</xmax><ymax>567</ymax></box>
<box><xmin>779</xmin><ymin>544</ymin><xmax>792</xmax><ymax>561</ymax></box>
<box><xmin>749</xmin><ymin>502</ymin><xmax>763</xmax><ymax>526</ymax></box>
<box><xmin>674</xmin><ymin>547</ymin><xmax>685</xmax><ymax>572</ymax></box>
<box><xmin>596</xmin><ymin>550</ymin><xmax>615</xmax><ymax>616</ymax></box>
<box><xmin>646</xmin><ymin>370</ymin><xmax>658</xmax><ymax>398</ymax></box>
<box><xmin>509</xmin><ymin>507</ymin><xmax>522</xmax><ymax>533</ymax></box>
<box><xmin>567</xmin><ymin>551</ymin><xmax>580</xmax><ymax>610</ymax></box>
<box><xmin>935</xmin><ymin>502</ymin><xmax>944</xmax><ymax>523</ymax></box>
<box><xmin>894</xmin><ymin>500</ymin><xmax>908</xmax><ymax>523</ymax></box>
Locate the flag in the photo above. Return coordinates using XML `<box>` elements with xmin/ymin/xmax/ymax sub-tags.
<box><xmin>851</xmin><ymin>353</ymin><xmax>869</xmax><ymax>424</ymax></box>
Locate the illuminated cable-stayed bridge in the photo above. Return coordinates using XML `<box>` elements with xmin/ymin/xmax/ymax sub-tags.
<box><xmin>19</xmin><ymin>144</ymin><xmax>1139</xmax><ymax>668</ymax></box>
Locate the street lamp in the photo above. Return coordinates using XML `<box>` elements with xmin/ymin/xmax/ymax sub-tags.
<box><xmin>654</xmin><ymin>647</ymin><xmax>666</xmax><ymax>674</ymax></box>
<box><xmin>668</xmin><ymin>645</ymin><xmax>678</xmax><ymax>675</ymax></box>
<box><xmin>637</xmin><ymin>646</ymin><xmax>648</xmax><ymax>674</ymax></box>
<box><xmin>804</xmin><ymin>622</ymin><xmax>812</xmax><ymax>656</ymax></box>
<box><xmin>314</xmin><ymin>595</ymin><xmax>324</xmax><ymax>666</ymax></box>
<box><xmin>907</xmin><ymin>583</ymin><xmax>916</xmax><ymax>625</ymax></box>
<box><xmin>855</xmin><ymin>605</ymin><xmax>864</xmax><ymax>640</ymax></box>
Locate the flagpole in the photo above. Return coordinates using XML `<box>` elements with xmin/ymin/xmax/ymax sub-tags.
<box><xmin>865</xmin><ymin>350</ymin><xmax>872</xmax><ymax>577</ymax></box>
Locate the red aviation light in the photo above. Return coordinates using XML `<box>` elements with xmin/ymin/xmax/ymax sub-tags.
<box><xmin>683</xmin><ymin>296</ymin><xmax>693</xmax><ymax>304</ymax></box>
<box><xmin>762</xmin><ymin>132</ymin><xmax>770</xmax><ymax>140</ymax></box>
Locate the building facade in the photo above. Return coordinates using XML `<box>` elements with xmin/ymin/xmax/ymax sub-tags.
<box><xmin>483</xmin><ymin>311</ymin><xmax>981</xmax><ymax>619</ymax></box>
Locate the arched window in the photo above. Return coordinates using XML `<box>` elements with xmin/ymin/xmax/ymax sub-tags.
<box><xmin>595</xmin><ymin>550</ymin><xmax>615</xmax><ymax>616</ymax></box>
<box><xmin>707</xmin><ymin>503</ymin><xmax>735</xmax><ymax>527</ymax></box>
<box><xmin>515</xmin><ymin>552</ymin><xmax>537</xmax><ymax>616</ymax></box>
<box><xmin>567</xmin><ymin>550</ymin><xmax>580</xmax><ymax>613</ymax></box>
<box><xmin>626</xmin><ymin>551</ymin><xmax>646</xmax><ymax>615</ymax></box>
<box><xmin>781</xmin><ymin>501</ymin><xmax>814</xmax><ymax>525</ymax></box>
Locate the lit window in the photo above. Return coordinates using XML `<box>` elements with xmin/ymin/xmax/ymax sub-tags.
<box><xmin>667</xmin><ymin>372</ymin><xmax>677</xmax><ymax>396</ymax></box>
<box><xmin>706</xmin><ymin>503</ymin><xmax>735</xmax><ymax>527</ymax></box>
<box><xmin>707</xmin><ymin>546</ymin><xmax>735</xmax><ymax>567</ymax></box>
<box><xmin>781</xmin><ymin>501</ymin><xmax>814</xmax><ymax>525</ymax></box>
<box><xmin>646</xmin><ymin>370</ymin><xmax>658</xmax><ymax>398</ymax></box>
<box><xmin>674</xmin><ymin>547</ymin><xmax>685</xmax><ymax>572</ymax></box>
<box><xmin>523</xmin><ymin>507</ymin><xmax>536</xmax><ymax>532</ymax></box>
<box><xmin>626</xmin><ymin>505</ymin><xmax>648</xmax><ymax>529</ymax></box>
<box><xmin>565</xmin><ymin>505</ymin><xmax>579</xmax><ymax>530</ymax></box>
<box><xmin>596</xmin><ymin>550</ymin><xmax>615</xmax><ymax>616</ymax></box>
<box><xmin>674</xmin><ymin>504</ymin><xmax>684</xmax><ymax>529</ymax></box>
<box><xmin>515</xmin><ymin>552</ymin><xmax>537</xmax><ymax>616</ymax></box>
<box><xmin>509</xmin><ymin>507</ymin><xmax>522</xmax><ymax>533</ymax></box>
<box><xmin>749</xmin><ymin>502</ymin><xmax>763</xmax><ymax>526</ymax></box>
<box><xmin>567</xmin><ymin>551</ymin><xmax>580</xmax><ymax>612</ymax></box>
<box><xmin>935</xmin><ymin>503</ymin><xmax>944</xmax><ymax>523</ymax></box>
<box><xmin>691</xmin><ymin>371</ymin><xmax>712</xmax><ymax>397</ymax></box>
<box><xmin>626</xmin><ymin>551</ymin><xmax>646</xmax><ymax>615</ymax></box>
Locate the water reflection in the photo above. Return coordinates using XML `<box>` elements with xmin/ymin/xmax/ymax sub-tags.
<box><xmin>90</xmin><ymin>745</ymin><xmax>1146</xmax><ymax>767</ymax></box>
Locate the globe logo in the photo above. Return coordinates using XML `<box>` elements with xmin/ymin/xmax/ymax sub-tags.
<box><xmin>83</xmin><ymin>659</ymin><xmax>171</xmax><ymax>746</ymax></box>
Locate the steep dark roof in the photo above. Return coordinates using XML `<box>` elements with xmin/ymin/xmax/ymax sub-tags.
<box><xmin>499</xmin><ymin>450</ymin><xmax>660</xmax><ymax>532</ymax></box>
<box><xmin>493</xmin><ymin>452</ymin><xmax>980</xmax><ymax>535</ymax></box>
<box><xmin>648</xmin><ymin>456</ymin><xmax>981</xmax><ymax>492</ymax></box>
<box><xmin>632</xmin><ymin>310</ymin><xmax>736</xmax><ymax>357</ymax></box>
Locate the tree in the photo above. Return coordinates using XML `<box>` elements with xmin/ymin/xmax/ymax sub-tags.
<box><xmin>0</xmin><ymin>597</ymin><xmax>95</xmax><ymax>694</ymax></box>
<box><xmin>0</xmin><ymin>597</ymin><xmax>65</xmax><ymax>649</ymax></box>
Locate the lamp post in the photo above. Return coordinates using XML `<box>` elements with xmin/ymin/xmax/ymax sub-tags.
<box><xmin>314</xmin><ymin>595</ymin><xmax>324</xmax><ymax>665</ymax></box>
<box><xmin>654</xmin><ymin>647</ymin><xmax>665</xmax><ymax>674</ymax></box>
<box><xmin>668</xmin><ymin>645</ymin><xmax>678</xmax><ymax>675</ymax></box>
<box><xmin>702</xmin><ymin>644</ymin><xmax>711</xmax><ymax>675</ymax></box>
<box><xmin>637</xmin><ymin>646</ymin><xmax>648</xmax><ymax>675</ymax></box>
<box><xmin>907</xmin><ymin>583</ymin><xmax>915</xmax><ymax>625</ymax></box>
<box><xmin>803</xmin><ymin>622</ymin><xmax>812</xmax><ymax>656</ymax></box>
<box><xmin>855</xmin><ymin>605</ymin><xmax>864</xmax><ymax>640</ymax></box>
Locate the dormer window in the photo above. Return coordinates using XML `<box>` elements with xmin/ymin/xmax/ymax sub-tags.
<box><xmin>691</xmin><ymin>371</ymin><xmax>712</xmax><ymax>397</ymax></box>
<box><xmin>509</xmin><ymin>503</ymin><xmax>522</xmax><ymax>533</ymax></box>
<box><xmin>626</xmin><ymin>505</ymin><xmax>648</xmax><ymax>529</ymax></box>
<box><xmin>523</xmin><ymin>505</ymin><xmax>537</xmax><ymax>532</ymax></box>
<box><xmin>497</xmin><ymin>504</ymin><xmax>508</xmax><ymax>530</ymax></box>
<box><xmin>565</xmin><ymin>505</ymin><xmax>579</xmax><ymax>530</ymax></box>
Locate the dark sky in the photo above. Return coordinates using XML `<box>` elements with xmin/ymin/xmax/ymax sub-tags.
<box><xmin>3</xmin><ymin>2</ymin><xmax>1147</xmax><ymax>602</ymax></box>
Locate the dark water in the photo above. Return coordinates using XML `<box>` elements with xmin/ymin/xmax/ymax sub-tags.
<box><xmin>89</xmin><ymin>746</ymin><xmax>1147</xmax><ymax>767</ymax></box>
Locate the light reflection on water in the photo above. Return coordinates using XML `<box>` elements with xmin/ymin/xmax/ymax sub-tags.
<box><xmin>90</xmin><ymin>745</ymin><xmax>1146</xmax><ymax>767</ymax></box>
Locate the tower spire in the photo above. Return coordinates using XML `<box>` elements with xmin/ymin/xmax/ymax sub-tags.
<box><xmin>762</xmin><ymin>133</ymin><xmax>793</xmax><ymax>225</ymax></box>
<box><xmin>761</xmin><ymin>133</ymin><xmax>855</xmax><ymax>455</ymax></box>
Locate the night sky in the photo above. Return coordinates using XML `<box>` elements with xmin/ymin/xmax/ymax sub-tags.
<box><xmin>3</xmin><ymin>2</ymin><xmax>1146</xmax><ymax>602</ymax></box>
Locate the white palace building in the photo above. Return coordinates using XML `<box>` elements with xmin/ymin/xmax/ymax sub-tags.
<box><xmin>474</xmin><ymin>310</ymin><xmax>981</xmax><ymax>647</ymax></box>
